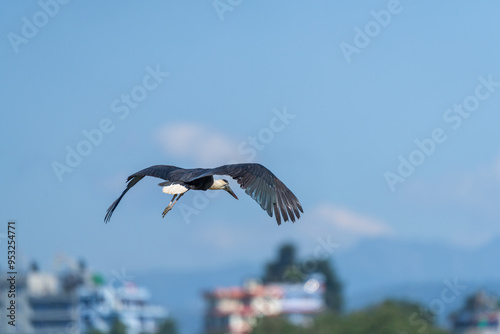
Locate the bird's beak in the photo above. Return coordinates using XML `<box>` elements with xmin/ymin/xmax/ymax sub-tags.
<box><xmin>226</xmin><ymin>186</ymin><xmax>238</xmax><ymax>200</ymax></box>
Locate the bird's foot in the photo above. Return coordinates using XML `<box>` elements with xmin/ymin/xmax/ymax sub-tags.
<box><xmin>162</xmin><ymin>206</ymin><xmax>172</xmax><ymax>218</ymax></box>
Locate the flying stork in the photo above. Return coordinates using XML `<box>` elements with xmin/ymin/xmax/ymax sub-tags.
<box><xmin>104</xmin><ymin>163</ymin><xmax>303</xmax><ymax>225</ymax></box>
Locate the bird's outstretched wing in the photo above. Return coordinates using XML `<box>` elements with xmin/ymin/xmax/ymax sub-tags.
<box><xmin>104</xmin><ymin>165</ymin><xmax>182</xmax><ymax>223</ymax></box>
<box><xmin>189</xmin><ymin>163</ymin><xmax>303</xmax><ymax>225</ymax></box>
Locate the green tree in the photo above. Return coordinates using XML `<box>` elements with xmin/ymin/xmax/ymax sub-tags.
<box><xmin>251</xmin><ymin>300</ymin><xmax>449</xmax><ymax>334</ymax></box>
<box><xmin>157</xmin><ymin>318</ymin><xmax>178</xmax><ymax>334</ymax></box>
<box><xmin>315</xmin><ymin>260</ymin><xmax>343</xmax><ymax>312</ymax></box>
<box><xmin>86</xmin><ymin>329</ymin><xmax>105</xmax><ymax>334</ymax></box>
<box><xmin>310</xmin><ymin>300</ymin><xmax>448</xmax><ymax>334</ymax></box>
<box><xmin>263</xmin><ymin>243</ymin><xmax>298</xmax><ymax>283</ymax></box>
<box><xmin>251</xmin><ymin>316</ymin><xmax>303</xmax><ymax>334</ymax></box>
<box><xmin>263</xmin><ymin>243</ymin><xmax>344</xmax><ymax>312</ymax></box>
<box><xmin>109</xmin><ymin>319</ymin><xmax>127</xmax><ymax>334</ymax></box>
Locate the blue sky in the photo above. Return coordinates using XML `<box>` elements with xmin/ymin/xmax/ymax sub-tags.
<box><xmin>1</xmin><ymin>1</ymin><xmax>500</xmax><ymax>275</ymax></box>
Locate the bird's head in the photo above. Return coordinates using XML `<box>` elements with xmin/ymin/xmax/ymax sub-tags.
<box><xmin>212</xmin><ymin>179</ymin><xmax>238</xmax><ymax>200</ymax></box>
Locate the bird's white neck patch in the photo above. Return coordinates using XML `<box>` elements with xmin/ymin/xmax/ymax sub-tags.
<box><xmin>209</xmin><ymin>179</ymin><xmax>227</xmax><ymax>190</ymax></box>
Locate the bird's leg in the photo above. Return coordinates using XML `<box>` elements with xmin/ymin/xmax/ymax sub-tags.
<box><xmin>162</xmin><ymin>193</ymin><xmax>185</xmax><ymax>218</ymax></box>
<box><xmin>162</xmin><ymin>194</ymin><xmax>177</xmax><ymax>218</ymax></box>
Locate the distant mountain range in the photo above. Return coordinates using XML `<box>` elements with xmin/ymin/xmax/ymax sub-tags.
<box><xmin>134</xmin><ymin>237</ymin><xmax>500</xmax><ymax>334</ymax></box>
<box><xmin>336</xmin><ymin>237</ymin><xmax>500</xmax><ymax>291</ymax></box>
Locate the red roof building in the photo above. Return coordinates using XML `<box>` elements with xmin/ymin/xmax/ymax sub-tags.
<box><xmin>203</xmin><ymin>275</ymin><xmax>325</xmax><ymax>334</ymax></box>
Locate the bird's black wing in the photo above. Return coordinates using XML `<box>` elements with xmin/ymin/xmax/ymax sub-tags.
<box><xmin>188</xmin><ymin>163</ymin><xmax>303</xmax><ymax>225</ymax></box>
<box><xmin>104</xmin><ymin>165</ymin><xmax>183</xmax><ymax>223</ymax></box>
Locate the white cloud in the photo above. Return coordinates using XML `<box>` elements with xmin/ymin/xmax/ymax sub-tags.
<box><xmin>155</xmin><ymin>123</ymin><xmax>242</xmax><ymax>166</ymax></box>
<box><xmin>264</xmin><ymin>203</ymin><xmax>396</xmax><ymax>249</ymax></box>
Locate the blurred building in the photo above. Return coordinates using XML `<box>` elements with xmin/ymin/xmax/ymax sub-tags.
<box><xmin>452</xmin><ymin>291</ymin><xmax>500</xmax><ymax>334</ymax></box>
<box><xmin>0</xmin><ymin>259</ymin><xmax>167</xmax><ymax>334</ymax></box>
<box><xmin>203</xmin><ymin>273</ymin><xmax>325</xmax><ymax>334</ymax></box>
<box><xmin>0</xmin><ymin>270</ymin><xmax>79</xmax><ymax>334</ymax></box>
<box><xmin>80</xmin><ymin>280</ymin><xmax>167</xmax><ymax>334</ymax></box>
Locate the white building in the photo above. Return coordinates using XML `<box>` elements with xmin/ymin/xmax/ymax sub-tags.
<box><xmin>1</xmin><ymin>261</ymin><xmax>167</xmax><ymax>334</ymax></box>
<box><xmin>0</xmin><ymin>271</ymin><xmax>80</xmax><ymax>334</ymax></box>
<box><xmin>80</xmin><ymin>281</ymin><xmax>167</xmax><ymax>334</ymax></box>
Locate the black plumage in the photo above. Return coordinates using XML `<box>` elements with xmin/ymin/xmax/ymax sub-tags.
<box><xmin>104</xmin><ymin>163</ymin><xmax>303</xmax><ymax>225</ymax></box>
